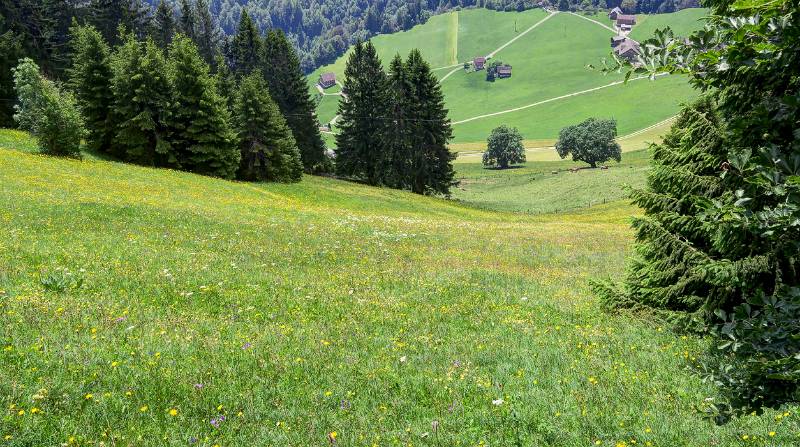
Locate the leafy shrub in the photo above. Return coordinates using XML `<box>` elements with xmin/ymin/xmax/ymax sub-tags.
<box><xmin>12</xmin><ymin>58</ymin><xmax>85</xmax><ymax>157</ymax></box>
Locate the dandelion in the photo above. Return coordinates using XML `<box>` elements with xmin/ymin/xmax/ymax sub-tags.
<box><xmin>769</xmin><ymin>431</ymin><xmax>776</xmax><ymax>437</ymax></box>
<box><xmin>111</xmin><ymin>361</ymin><xmax>119</xmax><ymax>368</ymax></box>
<box><xmin>325</xmin><ymin>391</ymin><xmax>333</xmax><ymax>396</ymax></box>
<box><xmin>84</xmin><ymin>393</ymin><xmax>93</xmax><ymax>400</ymax></box>
<box><xmin>17</xmin><ymin>410</ymin><xmax>24</xmax><ymax>416</ymax></box>
<box><xmin>30</xmin><ymin>407</ymin><xmax>41</xmax><ymax>414</ymax></box>
<box><xmin>169</xmin><ymin>408</ymin><xmax>178</xmax><ymax>416</ymax></box>
<box><xmin>139</xmin><ymin>405</ymin><xmax>148</xmax><ymax>412</ymax></box>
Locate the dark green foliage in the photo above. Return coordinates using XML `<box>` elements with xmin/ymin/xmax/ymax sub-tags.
<box><xmin>194</xmin><ymin>0</ymin><xmax>221</xmax><ymax>66</ymax></box>
<box><xmin>335</xmin><ymin>41</ymin><xmax>392</xmax><ymax>186</ymax></box>
<box><xmin>263</xmin><ymin>29</ymin><xmax>327</xmax><ymax>173</ymax></box>
<box><xmin>89</xmin><ymin>0</ymin><xmax>151</xmax><ymax>45</ymax></box>
<box><xmin>67</xmin><ymin>23</ymin><xmax>114</xmax><ymax>154</ymax></box>
<box><xmin>167</xmin><ymin>34</ymin><xmax>239</xmax><ymax>179</ymax></box>
<box><xmin>403</xmin><ymin>49</ymin><xmax>456</xmax><ymax>195</ymax></box>
<box><xmin>483</xmin><ymin>125</ymin><xmax>526</xmax><ymax>169</ymax></box>
<box><xmin>555</xmin><ymin>118</ymin><xmax>621</xmax><ymax>168</ymax></box>
<box><xmin>178</xmin><ymin>0</ymin><xmax>197</xmax><ymax>41</ymax></box>
<box><xmin>233</xmin><ymin>72</ymin><xmax>302</xmax><ymax>182</ymax></box>
<box><xmin>152</xmin><ymin>0</ymin><xmax>176</xmax><ymax>48</ymax></box>
<box><xmin>385</xmin><ymin>54</ymin><xmax>414</xmax><ymax>188</ymax></box>
<box><xmin>109</xmin><ymin>35</ymin><xmax>174</xmax><ymax>165</ymax></box>
<box><xmin>12</xmin><ymin>58</ymin><xmax>85</xmax><ymax>157</ymax></box>
<box><xmin>230</xmin><ymin>10</ymin><xmax>262</xmax><ymax>77</ymax></box>
<box><xmin>0</xmin><ymin>28</ymin><xmax>24</xmax><ymax>127</ymax></box>
<box><xmin>596</xmin><ymin>0</ymin><xmax>800</xmax><ymax>417</ymax></box>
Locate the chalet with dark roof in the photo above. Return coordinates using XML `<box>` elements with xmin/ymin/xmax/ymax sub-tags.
<box><xmin>611</xmin><ymin>35</ymin><xmax>626</xmax><ymax>47</ymax></box>
<box><xmin>608</xmin><ymin>7</ymin><xmax>623</xmax><ymax>20</ymax></box>
<box><xmin>497</xmin><ymin>65</ymin><xmax>512</xmax><ymax>78</ymax></box>
<box><xmin>616</xmin><ymin>14</ymin><xmax>636</xmax><ymax>27</ymax></box>
<box><xmin>319</xmin><ymin>72</ymin><xmax>336</xmax><ymax>89</ymax></box>
<box><xmin>474</xmin><ymin>56</ymin><xmax>486</xmax><ymax>70</ymax></box>
<box><xmin>613</xmin><ymin>38</ymin><xmax>641</xmax><ymax>61</ymax></box>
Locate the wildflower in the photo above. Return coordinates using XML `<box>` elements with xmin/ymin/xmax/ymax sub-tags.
<box><xmin>111</xmin><ymin>361</ymin><xmax>119</xmax><ymax>368</ymax></box>
<box><xmin>242</xmin><ymin>342</ymin><xmax>252</xmax><ymax>350</ymax></box>
<box><xmin>328</xmin><ymin>431</ymin><xmax>338</xmax><ymax>443</ymax></box>
<box><xmin>17</xmin><ymin>410</ymin><xmax>24</xmax><ymax>416</ymax></box>
<box><xmin>139</xmin><ymin>405</ymin><xmax>148</xmax><ymax>412</ymax></box>
<box><xmin>644</xmin><ymin>428</ymin><xmax>651</xmax><ymax>433</ymax></box>
<box><xmin>491</xmin><ymin>398</ymin><xmax>503</xmax><ymax>406</ymax></box>
<box><xmin>169</xmin><ymin>408</ymin><xmax>178</xmax><ymax>416</ymax></box>
<box><xmin>399</xmin><ymin>355</ymin><xmax>407</xmax><ymax>363</ymax></box>
<box><xmin>595</xmin><ymin>441</ymin><xmax>601</xmax><ymax>445</ymax></box>
<box><xmin>194</xmin><ymin>383</ymin><xmax>204</xmax><ymax>390</ymax></box>
<box><xmin>741</xmin><ymin>434</ymin><xmax>749</xmax><ymax>440</ymax></box>
<box><xmin>4</xmin><ymin>435</ymin><xmax>12</xmax><ymax>440</ymax></box>
<box><xmin>30</xmin><ymin>407</ymin><xmax>41</xmax><ymax>414</ymax></box>
<box><xmin>85</xmin><ymin>393</ymin><xmax>93</xmax><ymax>400</ymax></box>
<box><xmin>210</xmin><ymin>415</ymin><xmax>226</xmax><ymax>428</ymax></box>
<box><xmin>769</xmin><ymin>432</ymin><xmax>776</xmax><ymax>437</ymax></box>
<box><xmin>325</xmin><ymin>391</ymin><xmax>333</xmax><ymax>396</ymax></box>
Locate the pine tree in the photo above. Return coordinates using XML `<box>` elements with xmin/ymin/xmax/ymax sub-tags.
<box><xmin>385</xmin><ymin>54</ymin><xmax>414</xmax><ymax>189</ymax></box>
<box><xmin>405</xmin><ymin>49</ymin><xmax>456</xmax><ymax>195</ymax></box>
<box><xmin>233</xmin><ymin>72</ymin><xmax>303</xmax><ymax>182</ymax></box>
<box><xmin>0</xmin><ymin>29</ymin><xmax>25</xmax><ymax>127</ymax></box>
<box><xmin>90</xmin><ymin>0</ymin><xmax>150</xmax><ymax>45</ymax></box>
<box><xmin>67</xmin><ymin>23</ymin><xmax>115</xmax><ymax>154</ymax></box>
<box><xmin>152</xmin><ymin>0</ymin><xmax>176</xmax><ymax>48</ymax></box>
<box><xmin>167</xmin><ymin>34</ymin><xmax>239</xmax><ymax>179</ymax></box>
<box><xmin>263</xmin><ymin>29</ymin><xmax>327</xmax><ymax>172</ymax></box>
<box><xmin>110</xmin><ymin>35</ymin><xmax>174</xmax><ymax>165</ymax></box>
<box><xmin>178</xmin><ymin>0</ymin><xmax>197</xmax><ymax>41</ymax></box>
<box><xmin>194</xmin><ymin>0</ymin><xmax>220</xmax><ymax>66</ymax></box>
<box><xmin>231</xmin><ymin>10</ymin><xmax>262</xmax><ymax>76</ymax></box>
<box><xmin>214</xmin><ymin>52</ymin><xmax>236</xmax><ymax>112</ymax></box>
<box><xmin>335</xmin><ymin>41</ymin><xmax>392</xmax><ymax>185</ymax></box>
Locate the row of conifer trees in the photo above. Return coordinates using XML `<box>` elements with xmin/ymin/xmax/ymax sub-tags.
<box><xmin>335</xmin><ymin>42</ymin><xmax>456</xmax><ymax>196</ymax></box>
<box><xmin>64</xmin><ymin>10</ymin><xmax>330</xmax><ymax>182</ymax></box>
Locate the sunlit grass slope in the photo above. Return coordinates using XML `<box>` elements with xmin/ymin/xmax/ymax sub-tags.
<box><xmin>1</xmin><ymin>132</ymin><xmax>797</xmax><ymax>445</ymax></box>
<box><xmin>308</xmin><ymin>8</ymin><xmax>706</xmax><ymax>145</ymax></box>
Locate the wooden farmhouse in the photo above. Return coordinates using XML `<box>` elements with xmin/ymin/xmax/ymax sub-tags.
<box><xmin>497</xmin><ymin>65</ymin><xmax>512</xmax><ymax>78</ymax></box>
<box><xmin>319</xmin><ymin>72</ymin><xmax>336</xmax><ymax>89</ymax></box>
<box><xmin>608</xmin><ymin>7</ymin><xmax>623</xmax><ymax>20</ymax></box>
<box><xmin>474</xmin><ymin>56</ymin><xmax>486</xmax><ymax>70</ymax></box>
<box><xmin>616</xmin><ymin>14</ymin><xmax>636</xmax><ymax>31</ymax></box>
<box><xmin>612</xmin><ymin>38</ymin><xmax>641</xmax><ymax>61</ymax></box>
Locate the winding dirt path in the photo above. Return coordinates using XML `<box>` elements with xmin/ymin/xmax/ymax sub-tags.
<box><xmin>568</xmin><ymin>12</ymin><xmax>617</xmax><ymax>34</ymax></box>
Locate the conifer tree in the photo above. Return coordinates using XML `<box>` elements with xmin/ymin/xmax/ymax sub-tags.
<box><xmin>404</xmin><ymin>49</ymin><xmax>456</xmax><ymax>195</ymax></box>
<box><xmin>67</xmin><ymin>23</ymin><xmax>114</xmax><ymax>154</ymax></box>
<box><xmin>194</xmin><ymin>0</ymin><xmax>220</xmax><ymax>66</ymax></box>
<box><xmin>90</xmin><ymin>0</ymin><xmax>150</xmax><ymax>45</ymax></box>
<box><xmin>233</xmin><ymin>72</ymin><xmax>303</xmax><ymax>182</ymax></box>
<box><xmin>167</xmin><ymin>34</ymin><xmax>239</xmax><ymax>179</ymax></box>
<box><xmin>335</xmin><ymin>40</ymin><xmax>392</xmax><ymax>185</ymax></box>
<box><xmin>178</xmin><ymin>0</ymin><xmax>197</xmax><ymax>41</ymax></box>
<box><xmin>152</xmin><ymin>0</ymin><xmax>176</xmax><ymax>48</ymax></box>
<box><xmin>385</xmin><ymin>54</ymin><xmax>414</xmax><ymax>189</ymax></box>
<box><xmin>214</xmin><ymin>52</ymin><xmax>236</xmax><ymax>112</ymax></box>
<box><xmin>0</xmin><ymin>29</ymin><xmax>24</xmax><ymax>127</ymax></box>
<box><xmin>263</xmin><ymin>29</ymin><xmax>327</xmax><ymax>173</ymax></box>
<box><xmin>110</xmin><ymin>35</ymin><xmax>174</xmax><ymax>165</ymax></box>
<box><xmin>231</xmin><ymin>10</ymin><xmax>262</xmax><ymax>76</ymax></box>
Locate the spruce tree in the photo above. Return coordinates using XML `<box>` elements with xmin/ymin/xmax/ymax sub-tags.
<box><xmin>67</xmin><ymin>23</ymin><xmax>114</xmax><ymax>154</ymax></box>
<box><xmin>110</xmin><ymin>34</ymin><xmax>174</xmax><ymax>165</ymax></box>
<box><xmin>178</xmin><ymin>0</ymin><xmax>197</xmax><ymax>41</ymax></box>
<box><xmin>194</xmin><ymin>0</ymin><xmax>219</xmax><ymax>66</ymax></box>
<box><xmin>0</xmin><ymin>29</ymin><xmax>24</xmax><ymax>127</ymax></box>
<box><xmin>90</xmin><ymin>0</ymin><xmax>150</xmax><ymax>45</ymax></box>
<box><xmin>386</xmin><ymin>53</ymin><xmax>414</xmax><ymax>189</ymax></box>
<box><xmin>152</xmin><ymin>0</ymin><xmax>176</xmax><ymax>48</ymax></box>
<box><xmin>335</xmin><ymin>40</ymin><xmax>392</xmax><ymax>185</ymax></box>
<box><xmin>263</xmin><ymin>29</ymin><xmax>327</xmax><ymax>173</ymax></box>
<box><xmin>167</xmin><ymin>34</ymin><xmax>239</xmax><ymax>179</ymax></box>
<box><xmin>214</xmin><ymin>52</ymin><xmax>236</xmax><ymax>112</ymax></box>
<box><xmin>231</xmin><ymin>10</ymin><xmax>263</xmax><ymax>76</ymax></box>
<box><xmin>233</xmin><ymin>72</ymin><xmax>303</xmax><ymax>182</ymax></box>
<box><xmin>405</xmin><ymin>49</ymin><xmax>456</xmax><ymax>195</ymax></box>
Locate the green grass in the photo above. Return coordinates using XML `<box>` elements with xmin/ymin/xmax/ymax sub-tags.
<box><xmin>315</xmin><ymin>94</ymin><xmax>341</xmax><ymax>127</ymax></box>
<box><xmin>452</xmin><ymin>149</ymin><xmax>651</xmax><ymax>214</ymax></box>
<box><xmin>309</xmin><ymin>8</ymin><xmax>706</xmax><ymax>145</ymax></box>
<box><xmin>1</xmin><ymin>130</ymin><xmax>798</xmax><ymax>445</ymax></box>
<box><xmin>630</xmin><ymin>8</ymin><xmax>709</xmax><ymax>41</ymax></box>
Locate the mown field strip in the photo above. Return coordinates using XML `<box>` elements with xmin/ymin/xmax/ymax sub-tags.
<box><xmin>486</xmin><ymin>10</ymin><xmax>558</xmax><ymax>58</ymax></box>
<box><xmin>452</xmin><ymin>73</ymin><xmax>668</xmax><ymax>125</ymax></box>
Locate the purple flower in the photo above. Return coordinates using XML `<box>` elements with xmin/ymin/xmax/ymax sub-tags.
<box><xmin>242</xmin><ymin>342</ymin><xmax>252</xmax><ymax>350</ymax></box>
<box><xmin>194</xmin><ymin>383</ymin><xmax>204</xmax><ymax>390</ymax></box>
<box><xmin>210</xmin><ymin>415</ymin><xmax>226</xmax><ymax>428</ymax></box>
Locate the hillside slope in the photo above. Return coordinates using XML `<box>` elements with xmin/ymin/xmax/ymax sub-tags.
<box><xmin>310</xmin><ymin>8</ymin><xmax>706</xmax><ymax>144</ymax></box>
<box><xmin>1</xmin><ymin>136</ymin><xmax>794</xmax><ymax>444</ymax></box>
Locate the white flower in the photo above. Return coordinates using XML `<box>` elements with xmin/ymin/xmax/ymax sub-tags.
<box><xmin>492</xmin><ymin>398</ymin><xmax>504</xmax><ymax>406</ymax></box>
<box><xmin>399</xmin><ymin>356</ymin><xmax>407</xmax><ymax>363</ymax></box>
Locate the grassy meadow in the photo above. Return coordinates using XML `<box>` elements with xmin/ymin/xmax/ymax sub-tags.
<box><xmin>309</xmin><ymin>8</ymin><xmax>707</xmax><ymax>145</ymax></box>
<box><xmin>2</xmin><ymin>130</ymin><xmax>799</xmax><ymax>445</ymax></box>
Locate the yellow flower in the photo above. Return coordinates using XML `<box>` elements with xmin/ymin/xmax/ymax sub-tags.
<box><xmin>769</xmin><ymin>431</ymin><xmax>776</xmax><ymax>437</ymax></box>
<box><xmin>168</xmin><ymin>408</ymin><xmax>178</xmax><ymax>416</ymax></box>
<box><xmin>85</xmin><ymin>393</ymin><xmax>93</xmax><ymax>400</ymax></box>
<box><xmin>17</xmin><ymin>410</ymin><xmax>24</xmax><ymax>416</ymax></box>
<box><xmin>4</xmin><ymin>435</ymin><xmax>12</xmax><ymax>440</ymax></box>
<box><xmin>741</xmin><ymin>435</ymin><xmax>749</xmax><ymax>440</ymax></box>
<box><xmin>595</xmin><ymin>441</ymin><xmax>601</xmax><ymax>445</ymax></box>
<box><xmin>30</xmin><ymin>407</ymin><xmax>41</xmax><ymax>414</ymax></box>
<box><xmin>139</xmin><ymin>405</ymin><xmax>148</xmax><ymax>412</ymax></box>
<box><xmin>644</xmin><ymin>427</ymin><xmax>651</xmax><ymax>433</ymax></box>
<box><xmin>325</xmin><ymin>391</ymin><xmax>333</xmax><ymax>396</ymax></box>
<box><xmin>329</xmin><ymin>431</ymin><xmax>338</xmax><ymax>440</ymax></box>
<box><xmin>111</xmin><ymin>361</ymin><xmax>119</xmax><ymax>368</ymax></box>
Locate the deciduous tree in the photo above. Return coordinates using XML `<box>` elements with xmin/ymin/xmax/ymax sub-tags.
<box><xmin>483</xmin><ymin>125</ymin><xmax>526</xmax><ymax>169</ymax></box>
<box><xmin>555</xmin><ymin>118</ymin><xmax>621</xmax><ymax>168</ymax></box>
